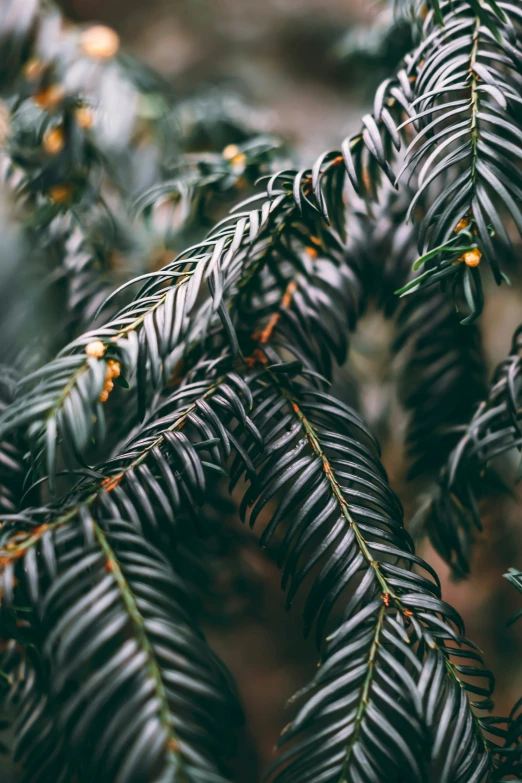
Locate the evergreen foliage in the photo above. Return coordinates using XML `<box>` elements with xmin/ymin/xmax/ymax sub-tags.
<box><xmin>0</xmin><ymin>0</ymin><xmax>522</xmax><ymax>781</ymax></box>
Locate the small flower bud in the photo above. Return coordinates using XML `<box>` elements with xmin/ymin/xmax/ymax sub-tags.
<box><xmin>76</xmin><ymin>106</ymin><xmax>94</xmax><ymax>129</ymax></box>
<box><xmin>81</xmin><ymin>25</ymin><xmax>120</xmax><ymax>59</ymax></box>
<box><xmin>85</xmin><ymin>340</ymin><xmax>106</xmax><ymax>358</ymax></box>
<box><xmin>463</xmin><ymin>248</ymin><xmax>482</xmax><ymax>267</ymax></box>
<box><xmin>48</xmin><ymin>184</ymin><xmax>73</xmax><ymax>203</ymax></box>
<box><xmin>33</xmin><ymin>84</ymin><xmax>64</xmax><ymax>111</ymax></box>
<box><xmin>43</xmin><ymin>126</ymin><xmax>65</xmax><ymax>155</ymax></box>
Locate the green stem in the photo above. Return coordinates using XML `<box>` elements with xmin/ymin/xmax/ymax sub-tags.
<box><xmin>469</xmin><ymin>15</ymin><xmax>481</xmax><ymax>186</ymax></box>
<box><xmin>284</xmin><ymin>387</ymin><xmax>399</xmax><ymax>604</ymax></box>
<box><xmin>0</xmin><ymin>667</ymin><xmax>13</xmax><ymax>686</ymax></box>
<box><xmin>0</xmin><ymin>381</ymin><xmax>221</xmax><ymax>560</ymax></box>
<box><xmin>339</xmin><ymin>605</ymin><xmax>386</xmax><ymax>776</ymax></box>
<box><xmin>92</xmin><ymin>520</ymin><xmax>184</xmax><ymax>772</ymax></box>
<box><xmin>269</xmin><ymin>375</ymin><xmax>491</xmax><ymax>762</ymax></box>
<box><xmin>443</xmin><ymin>654</ymin><xmax>491</xmax><ymax>755</ymax></box>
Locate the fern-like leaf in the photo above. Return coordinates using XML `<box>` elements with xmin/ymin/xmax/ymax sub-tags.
<box><xmin>1</xmin><ymin>511</ymin><xmax>241</xmax><ymax>782</ymax></box>
<box><xmin>422</xmin><ymin>324</ymin><xmax>522</xmax><ymax>576</ymax></box>
<box><xmin>394</xmin><ymin>288</ymin><xmax>487</xmax><ymax>481</ymax></box>
<box><xmin>396</xmin><ymin>0</ymin><xmax>522</xmax><ymax>320</ymax></box>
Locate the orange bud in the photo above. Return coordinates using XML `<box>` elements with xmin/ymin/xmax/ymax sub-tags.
<box><xmin>101</xmin><ymin>472</ymin><xmax>124</xmax><ymax>492</ymax></box>
<box><xmin>43</xmin><ymin>126</ymin><xmax>65</xmax><ymax>155</ymax></box>
<box><xmin>99</xmin><ymin>359</ymin><xmax>120</xmax><ymax>403</ymax></box>
<box><xmin>48</xmin><ymin>184</ymin><xmax>73</xmax><ymax>203</ymax></box>
<box><xmin>463</xmin><ymin>248</ymin><xmax>482</xmax><ymax>267</ymax></box>
<box><xmin>455</xmin><ymin>217</ymin><xmax>470</xmax><ymax>233</ymax></box>
<box><xmin>76</xmin><ymin>106</ymin><xmax>93</xmax><ymax>129</ymax></box>
<box><xmin>34</xmin><ymin>84</ymin><xmax>64</xmax><ymax>110</ymax></box>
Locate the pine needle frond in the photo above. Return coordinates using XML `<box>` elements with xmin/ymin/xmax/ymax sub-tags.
<box><xmin>422</xmin><ymin>324</ymin><xmax>522</xmax><ymax>576</ymax></box>
<box><xmin>394</xmin><ymin>288</ymin><xmax>487</xmax><ymax>481</ymax></box>
<box><xmin>396</xmin><ymin>0</ymin><xmax>522</xmax><ymax>320</ymax></box>
<box><xmin>1</xmin><ymin>511</ymin><xmax>242</xmax><ymax>782</ymax></box>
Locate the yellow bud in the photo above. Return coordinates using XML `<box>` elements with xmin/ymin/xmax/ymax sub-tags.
<box><xmin>223</xmin><ymin>144</ymin><xmax>239</xmax><ymax>161</ymax></box>
<box><xmin>85</xmin><ymin>340</ymin><xmax>106</xmax><ymax>358</ymax></box>
<box><xmin>107</xmin><ymin>359</ymin><xmax>121</xmax><ymax>378</ymax></box>
<box><xmin>230</xmin><ymin>152</ymin><xmax>246</xmax><ymax>171</ymax></box>
<box><xmin>81</xmin><ymin>25</ymin><xmax>120</xmax><ymax>59</ymax></box>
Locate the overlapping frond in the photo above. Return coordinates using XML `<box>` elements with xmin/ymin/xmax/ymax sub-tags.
<box><xmin>396</xmin><ymin>0</ymin><xmax>522</xmax><ymax>320</ymax></box>
<box><xmin>423</xmin><ymin>324</ymin><xmax>522</xmax><ymax>576</ymax></box>
<box><xmin>0</xmin><ymin>0</ymin><xmax>286</xmax><ymax>358</ymax></box>
<box><xmin>493</xmin><ymin>568</ymin><xmax>522</xmax><ymax>779</ymax></box>
<box><xmin>394</xmin><ymin>288</ymin><xmax>487</xmax><ymax>481</ymax></box>
<box><xmin>1</xmin><ymin>0</ymin><xmax>519</xmax><ymax>780</ymax></box>
<box><xmin>1</xmin><ymin>196</ymin><xmax>500</xmax><ymax>780</ymax></box>
<box><xmin>0</xmin><ymin>220</ymin><xmax>358</xmax><ymax>554</ymax></box>
<box><xmin>0</xmin><ymin>367</ymin><xmax>27</xmax><ymax>513</ymax></box>
<box><xmin>226</xmin><ymin>224</ymin><xmax>499</xmax><ymax>780</ymax></box>
<box><xmin>224</xmin><ymin>365</ymin><xmax>497</xmax><ymax>781</ymax></box>
<box><xmin>0</xmin><ymin>636</ymin><xmax>70</xmax><ymax>781</ymax></box>
<box><xmin>345</xmin><ymin>188</ymin><xmax>415</xmax><ymax>317</ymax></box>
<box><xmin>0</xmin><ymin>61</ymin><xmax>413</xmax><ymax>479</ymax></box>
<box><xmin>0</xmin><ymin>511</ymin><xmax>241</xmax><ymax>782</ymax></box>
<box><xmin>0</xmin><ymin>355</ymin><xmax>259</xmax><ymax>779</ymax></box>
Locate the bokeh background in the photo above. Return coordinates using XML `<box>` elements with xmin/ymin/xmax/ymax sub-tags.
<box><xmin>4</xmin><ymin>0</ymin><xmax>522</xmax><ymax>780</ymax></box>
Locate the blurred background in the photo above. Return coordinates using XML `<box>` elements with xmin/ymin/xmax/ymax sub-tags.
<box><xmin>61</xmin><ymin>0</ymin><xmax>373</xmax><ymax>160</ymax></box>
<box><xmin>3</xmin><ymin>0</ymin><xmax>522</xmax><ymax>780</ymax></box>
